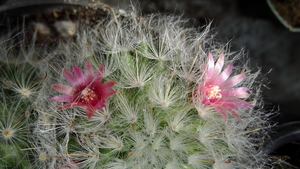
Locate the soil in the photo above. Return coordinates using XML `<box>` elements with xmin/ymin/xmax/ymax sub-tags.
<box><xmin>271</xmin><ymin>0</ymin><xmax>300</xmax><ymax>27</ymax></box>
<box><xmin>0</xmin><ymin>4</ymin><xmax>109</xmax><ymax>46</ymax></box>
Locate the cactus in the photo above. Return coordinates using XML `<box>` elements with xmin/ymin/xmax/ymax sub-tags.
<box><xmin>0</xmin><ymin>5</ymin><xmax>274</xmax><ymax>169</ymax></box>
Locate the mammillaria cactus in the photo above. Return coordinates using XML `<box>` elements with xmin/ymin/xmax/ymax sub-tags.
<box><xmin>0</xmin><ymin>3</ymin><xmax>274</xmax><ymax>169</ymax></box>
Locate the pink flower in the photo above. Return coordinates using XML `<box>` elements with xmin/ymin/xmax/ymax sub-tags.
<box><xmin>195</xmin><ymin>52</ymin><xmax>253</xmax><ymax>121</ymax></box>
<box><xmin>50</xmin><ymin>60</ymin><xmax>116</xmax><ymax>119</ymax></box>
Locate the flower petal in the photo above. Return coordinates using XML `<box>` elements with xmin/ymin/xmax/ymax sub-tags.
<box><xmin>51</xmin><ymin>84</ymin><xmax>74</xmax><ymax>95</ymax></box>
<box><xmin>102</xmin><ymin>89</ymin><xmax>116</xmax><ymax>100</ymax></box>
<box><xmin>211</xmin><ymin>98</ymin><xmax>238</xmax><ymax>110</ymax></box>
<box><xmin>58</xmin><ymin>102</ymin><xmax>86</xmax><ymax>110</ymax></box>
<box><xmin>50</xmin><ymin>95</ymin><xmax>72</xmax><ymax>102</ymax></box>
<box><xmin>224</xmin><ymin>98</ymin><xmax>253</xmax><ymax>108</ymax></box>
<box><xmin>215</xmin><ymin>106</ymin><xmax>241</xmax><ymax>121</ymax></box>
<box><xmin>102</xmin><ymin>88</ymin><xmax>116</xmax><ymax>100</ymax></box>
<box><xmin>220</xmin><ymin>73</ymin><xmax>245</xmax><ymax>89</ymax></box>
<box><xmin>210</xmin><ymin>53</ymin><xmax>224</xmax><ymax>80</ymax></box>
<box><xmin>95</xmin><ymin>100</ymin><xmax>106</xmax><ymax>109</ymax></box>
<box><xmin>94</xmin><ymin>79</ymin><xmax>116</xmax><ymax>100</ymax></box>
<box><xmin>212</xmin><ymin>63</ymin><xmax>233</xmax><ymax>85</ymax></box>
<box><xmin>86</xmin><ymin>107</ymin><xmax>96</xmax><ymax>119</ymax></box>
<box><xmin>63</xmin><ymin>68</ymin><xmax>77</xmax><ymax>87</ymax></box>
<box><xmin>215</xmin><ymin>107</ymin><xmax>228</xmax><ymax>120</ymax></box>
<box><xmin>95</xmin><ymin>64</ymin><xmax>104</xmax><ymax>77</ymax></box>
<box><xmin>72</xmin><ymin>65</ymin><xmax>85</xmax><ymax>81</ymax></box>
<box><xmin>221</xmin><ymin>87</ymin><xmax>249</xmax><ymax>98</ymax></box>
<box><xmin>84</xmin><ymin>60</ymin><xmax>94</xmax><ymax>76</ymax></box>
<box><xmin>102</xmin><ymin>80</ymin><xmax>116</xmax><ymax>90</ymax></box>
<box><xmin>205</xmin><ymin>52</ymin><xmax>215</xmax><ymax>79</ymax></box>
<box><xmin>227</xmin><ymin>109</ymin><xmax>242</xmax><ymax>122</ymax></box>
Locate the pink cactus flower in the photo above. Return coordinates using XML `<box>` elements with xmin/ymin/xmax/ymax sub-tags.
<box><xmin>50</xmin><ymin>60</ymin><xmax>116</xmax><ymax>118</ymax></box>
<box><xmin>195</xmin><ymin>52</ymin><xmax>253</xmax><ymax>121</ymax></box>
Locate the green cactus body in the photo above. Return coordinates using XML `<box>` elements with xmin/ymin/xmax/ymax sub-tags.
<box><xmin>0</xmin><ymin>5</ymin><xmax>274</xmax><ymax>169</ymax></box>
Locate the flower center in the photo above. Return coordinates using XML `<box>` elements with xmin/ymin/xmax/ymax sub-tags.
<box><xmin>80</xmin><ymin>87</ymin><xmax>97</xmax><ymax>103</ymax></box>
<box><xmin>2</xmin><ymin>128</ymin><xmax>15</xmax><ymax>139</ymax></box>
<box><xmin>203</xmin><ymin>85</ymin><xmax>222</xmax><ymax>104</ymax></box>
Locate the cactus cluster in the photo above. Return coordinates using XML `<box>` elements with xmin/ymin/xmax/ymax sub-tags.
<box><xmin>0</xmin><ymin>5</ymin><xmax>272</xmax><ymax>169</ymax></box>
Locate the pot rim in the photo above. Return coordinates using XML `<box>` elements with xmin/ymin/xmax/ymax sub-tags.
<box><xmin>267</xmin><ymin>0</ymin><xmax>300</xmax><ymax>32</ymax></box>
<box><xmin>265</xmin><ymin>121</ymin><xmax>300</xmax><ymax>154</ymax></box>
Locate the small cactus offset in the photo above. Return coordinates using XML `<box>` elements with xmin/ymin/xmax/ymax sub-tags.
<box><xmin>0</xmin><ymin>5</ymin><xmax>272</xmax><ymax>169</ymax></box>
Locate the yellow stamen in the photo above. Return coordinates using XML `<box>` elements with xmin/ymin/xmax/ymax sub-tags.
<box><xmin>80</xmin><ymin>88</ymin><xmax>97</xmax><ymax>102</ymax></box>
<box><xmin>206</xmin><ymin>85</ymin><xmax>222</xmax><ymax>100</ymax></box>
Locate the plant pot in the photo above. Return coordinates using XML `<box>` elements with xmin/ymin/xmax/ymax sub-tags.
<box><xmin>0</xmin><ymin>0</ymin><xmax>110</xmax><ymax>32</ymax></box>
<box><xmin>0</xmin><ymin>0</ymin><xmax>94</xmax><ymax>17</ymax></box>
<box><xmin>265</xmin><ymin>121</ymin><xmax>300</xmax><ymax>168</ymax></box>
<box><xmin>267</xmin><ymin>0</ymin><xmax>300</xmax><ymax>32</ymax></box>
